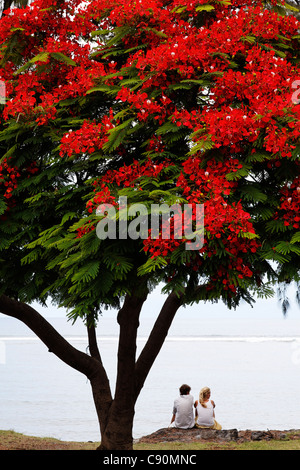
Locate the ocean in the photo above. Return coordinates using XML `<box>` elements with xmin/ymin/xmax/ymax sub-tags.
<box><xmin>1</xmin><ymin>298</ymin><xmax>300</xmax><ymax>442</ymax></box>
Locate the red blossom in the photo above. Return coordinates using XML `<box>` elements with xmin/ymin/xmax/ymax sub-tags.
<box><xmin>1</xmin><ymin>0</ymin><xmax>299</xmax><ymax>295</ymax></box>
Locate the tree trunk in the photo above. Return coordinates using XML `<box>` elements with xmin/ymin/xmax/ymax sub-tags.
<box><xmin>98</xmin><ymin>290</ymin><xmax>183</xmax><ymax>450</ymax></box>
<box><xmin>135</xmin><ymin>291</ymin><xmax>183</xmax><ymax>398</ymax></box>
<box><xmin>98</xmin><ymin>291</ymin><xmax>147</xmax><ymax>450</ymax></box>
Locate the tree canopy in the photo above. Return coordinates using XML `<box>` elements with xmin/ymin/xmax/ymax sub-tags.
<box><xmin>0</xmin><ymin>0</ymin><xmax>300</xmax><ymax>449</ymax></box>
<box><xmin>0</xmin><ymin>0</ymin><xmax>300</xmax><ymax>322</ymax></box>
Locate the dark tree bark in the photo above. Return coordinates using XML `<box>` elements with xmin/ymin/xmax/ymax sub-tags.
<box><xmin>98</xmin><ymin>291</ymin><xmax>148</xmax><ymax>450</ymax></box>
<box><xmin>0</xmin><ymin>294</ymin><xmax>113</xmax><ymax>442</ymax></box>
<box><xmin>0</xmin><ymin>295</ymin><xmax>100</xmax><ymax>376</ymax></box>
<box><xmin>135</xmin><ymin>291</ymin><xmax>184</xmax><ymax>398</ymax></box>
<box><xmin>0</xmin><ymin>289</ymin><xmax>184</xmax><ymax>450</ymax></box>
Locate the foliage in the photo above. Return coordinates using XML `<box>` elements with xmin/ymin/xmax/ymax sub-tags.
<box><xmin>0</xmin><ymin>0</ymin><xmax>300</xmax><ymax>324</ymax></box>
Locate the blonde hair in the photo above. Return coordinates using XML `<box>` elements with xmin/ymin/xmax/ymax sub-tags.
<box><xmin>199</xmin><ymin>387</ymin><xmax>211</xmax><ymax>408</ymax></box>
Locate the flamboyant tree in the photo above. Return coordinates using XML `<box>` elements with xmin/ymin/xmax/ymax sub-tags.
<box><xmin>0</xmin><ymin>0</ymin><xmax>300</xmax><ymax>450</ymax></box>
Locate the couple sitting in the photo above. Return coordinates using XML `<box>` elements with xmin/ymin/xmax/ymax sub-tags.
<box><xmin>170</xmin><ymin>384</ymin><xmax>222</xmax><ymax>430</ymax></box>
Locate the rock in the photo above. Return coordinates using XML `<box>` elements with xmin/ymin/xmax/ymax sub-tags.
<box><xmin>193</xmin><ymin>429</ymin><xmax>239</xmax><ymax>441</ymax></box>
<box><xmin>138</xmin><ymin>427</ymin><xmax>239</xmax><ymax>443</ymax></box>
<box><xmin>137</xmin><ymin>427</ymin><xmax>300</xmax><ymax>444</ymax></box>
<box><xmin>250</xmin><ymin>431</ymin><xmax>272</xmax><ymax>441</ymax></box>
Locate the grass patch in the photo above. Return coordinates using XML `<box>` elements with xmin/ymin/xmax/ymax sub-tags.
<box><xmin>1</xmin><ymin>430</ymin><xmax>300</xmax><ymax>451</ymax></box>
<box><xmin>134</xmin><ymin>439</ymin><xmax>300</xmax><ymax>450</ymax></box>
<box><xmin>0</xmin><ymin>430</ymin><xmax>98</xmax><ymax>450</ymax></box>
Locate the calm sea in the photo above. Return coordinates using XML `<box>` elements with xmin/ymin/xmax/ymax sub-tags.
<box><xmin>1</xmin><ymin>304</ymin><xmax>300</xmax><ymax>442</ymax></box>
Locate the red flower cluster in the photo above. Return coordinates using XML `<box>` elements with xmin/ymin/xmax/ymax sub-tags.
<box><xmin>116</xmin><ymin>88</ymin><xmax>167</xmax><ymax>122</ymax></box>
<box><xmin>87</xmin><ymin>158</ymin><xmax>172</xmax><ymax>213</ymax></box>
<box><xmin>278</xmin><ymin>178</ymin><xmax>300</xmax><ymax>229</ymax></box>
<box><xmin>60</xmin><ymin>114</ymin><xmax>115</xmax><ymax>157</ymax></box>
<box><xmin>178</xmin><ymin>157</ymin><xmax>241</xmax><ymax>200</ymax></box>
<box><xmin>1</xmin><ymin>0</ymin><xmax>299</xmax><ymax>296</ymax></box>
<box><xmin>204</xmin><ymin>107</ymin><xmax>259</xmax><ymax>151</ymax></box>
<box><xmin>85</xmin><ymin>153</ymin><xmax>260</xmax><ymax>290</ymax></box>
<box><xmin>0</xmin><ymin>158</ymin><xmax>39</xmax><ymax>221</ymax></box>
<box><xmin>76</xmin><ymin>222</ymin><xmax>96</xmax><ymax>239</ymax></box>
<box><xmin>0</xmin><ymin>0</ymin><xmax>117</xmax><ymax>125</ymax></box>
<box><xmin>0</xmin><ymin>158</ymin><xmax>21</xmax><ymax>200</ymax></box>
<box><xmin>86</xmin><ymin>187</ymin><xmax>117</xmax><ymax>214</ymax></box>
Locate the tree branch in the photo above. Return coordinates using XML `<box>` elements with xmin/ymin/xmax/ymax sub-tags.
<box><xmin>134</xmin><ymin>291</ymin><xmax>184</xmax><ymax>398</ymax></box>
<box><xmin>0</xmin><ymin>294</ymin><xmax>102</xmax><ymax>380</ymax></box>
<box><xmin>87</xmin><ymin>323</ymin><xmax>102</xmax><ymax>362</ymax></box>
<box><xmin>115</xmin><ymin>290</ymin><xmax>148</xmax><ymax>402</ymax></box>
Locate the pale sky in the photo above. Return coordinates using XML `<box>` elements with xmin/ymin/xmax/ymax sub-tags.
<box><xmin>26</xmin><ymin>282</ymin><xmax>300</xmax><ymax>321</ymax></box>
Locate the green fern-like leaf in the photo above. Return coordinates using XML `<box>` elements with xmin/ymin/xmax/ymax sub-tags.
<box><xmin>71</xmin><ymin>261</ymin><xmax>100</xmax><ymax>284</ymax></box>
<box><xmin>137</xmin><ymin>256</ymin><xmax>168</xmax><ymax>276</ymax></box>
<box><xmin>102</xmin><ymin>118</ymin><xmax>134</xmax><ymax>153</ymax></box>
<box><xmin>290</xmin><ymin>232</ymin><xmax>300</xmax><ymax>244</ymax></box>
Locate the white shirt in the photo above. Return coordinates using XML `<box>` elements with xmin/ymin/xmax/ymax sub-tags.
<box><xmin>173</xmin><ymin>394</ymin><xmax>194</xmax><ymax>429</ymax></box>
<box><xmin>196</xmin><ymin>399</ymin><xmax>214</xmax><ymax>427</ymax></box>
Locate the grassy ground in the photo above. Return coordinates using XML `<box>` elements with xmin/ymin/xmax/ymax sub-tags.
<box><xmin>1</xmin><ymin>430</ymin><xmax>300</xmax><ymax>450</ymax></box>
<box><xmin>135</xmin><ymin>439</ymin><xmax>300</xmax><ymax>450</ymax></box>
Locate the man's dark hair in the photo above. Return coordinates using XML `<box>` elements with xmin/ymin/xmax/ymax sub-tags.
<box><xmin>179</xmin><ymin>384</ymin><xmax>191</xmax><ymax>395</ymax></box>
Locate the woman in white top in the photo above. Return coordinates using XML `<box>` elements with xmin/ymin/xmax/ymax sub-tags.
<box><xmin>194</xmin><ymin>386</ymin><xmax>222</xmax><ymax>430</ymax></box>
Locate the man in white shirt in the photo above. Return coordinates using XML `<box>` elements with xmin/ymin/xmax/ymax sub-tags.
<box><xmin>170</xmin><ymin>384</ymin><xmax>195</xmax><ymax>429</ymax></box>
